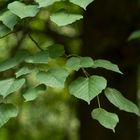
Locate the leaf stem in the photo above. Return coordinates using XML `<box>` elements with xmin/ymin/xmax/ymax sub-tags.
<box><xmin>97</xmin><ymin>95</ymin><xmax>101</xmax><ymax>108</ymax></box>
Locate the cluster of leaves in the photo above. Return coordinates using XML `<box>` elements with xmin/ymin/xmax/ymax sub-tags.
<box><xmin>0</xmin><ymin>0</ymin><xmax>139</xmax><ymax>132</ymax></box>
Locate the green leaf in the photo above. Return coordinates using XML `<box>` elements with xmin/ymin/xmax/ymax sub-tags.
<box><xmin>48</xmin><ymin>44</ymin><xmax>65</xmax><ymax>58</ymax></box>
<box><xmin>69</xmin><ymin>75</ymin><xmax>107</xmax><ymax>104</ymax></box>
<box><xmin>25</xmin><ymin>51</ymin><xmax>49</xmax><ymax>64</ymax></box>
<box><xmin>128</xmin><ymin>30</ymin><xmax>140</xmax><ymax>41</ymax></box>
<box><xmin>8</xmin><ymin>1</ymin><xmax>39</xmax><ymax>19</ymax></box>
<box><xmin>23</xmin><ymin>84</ymin><xmax>46</xmax><ymax>102</ymax></box>
<box><xmin>0</xmin><ymin>24</ymin><xmax>11</xmax><ymax>37</ymax></box>
<box><xmin>104</xmin><ymin>88</ymin><xmax>140</xmax><ymax>116</ymax></box>
<box><xmin>35</xmin><ymin>0</ymin><xmax>60</xmax><ymax>7</ymax></box>
<box><xmin>37</xmin><ymin>68</ymin><xmax>69</xmax><ymax>88</ymax></box>
<box><xmin>91</xmin><ymin>108</ymin><xmax>119</xmax><ymax>132</ymax></box>
<box><xmin>50</xmin><ymin>11</ymin><xmax>83</xmax><ymax>26</ymax></box>
<box><xmin>93</xmin><ymin>59</ymin><xmax>123</xmax><ymax>74</ymax></box>
<box><xmin>0</xmin><ymin>58</ymin><xmax>19</xmax><ymax>72</ymax></box>
<box><xmin>15</xmin><ymin>67</ymin><xmax>32</xmax><ymax>78</ymax></box>
<box><xmin>70</xmin><ymin>0</ymin><xmax>94</xmax><ymax>9</ymax></box>
<box><xmin>0</xmin><ymin>103</ymin><xmax>18</xmax><ymax>127</ymax></box>
<box><xmin>0</xmin><ymin>78</ymin><xmax>25</xmax><ymax>98</ymax></box>
<box><xmin>0</xmin><ymin>10</ymin><xmax>19</xmax><ymax>30</ymax></box>
<box><xmin>66</xmin><ymin>57</ymin><xmax>94</xmax><ymax>71</ymax></box>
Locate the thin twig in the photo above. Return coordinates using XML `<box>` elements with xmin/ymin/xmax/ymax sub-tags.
<box><xmin>28</xmin><ymin>33</ymin><xmax>44</xmax><ymax>51</ymax></box>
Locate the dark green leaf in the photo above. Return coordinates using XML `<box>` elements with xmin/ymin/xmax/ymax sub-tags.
<box><xmin>0</xmin><ymin>103</ymin><xmax>18</xmax><ymax>127</ymax></box>
<box><xmin>48</xmin><ymin>44</ymin><xmax>65</xmax><ymax>58</ymax></box>
<box><xmin>0</xmin><ymin>24</ymin><xmax>11</xmax><ymax>37</ymax></box>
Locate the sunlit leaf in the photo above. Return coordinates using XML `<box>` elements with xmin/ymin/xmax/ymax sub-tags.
<box><xmin>104</xmin><ymin>88</ymin><xmax>140</xmax><ymax>116</ymax></box>
<box><xmin>0</xmin><ymin>103</ymin><xmax>18</xmax><ymax>127</ymax></box>
<box><xmin>23</xmin><ymin>84</ymin><xmax>46</xmax><ymax>102</ymax></box>
<box><xmin>70</xmin><ymin>0</ymin><xmax>94</xmax><ymax>9</ymax></box>
<box><xmin>93</xmin><ymin>59</ymin><xmax>123</xmax><ymax>74</ymax></box>
<box><xmin>37</xmin><ymin>68</ymin><xmax>69</xmax><ymax>88</ymax></box>
<box><xmin>0</xmin><ymin>10</ymin><xmax>19</xmax><ymax>30</ymax></box>
<box><xmin>91</xmin><ymin>108</ymin><xmax>119</xmax><ymax>132</ymax></box>
<box><xmin>69</xmin><ymin>75</ymin><xmax>107</xmax><ymax>104</ymax></box>
<box><xmin>66</xmin><ymin>57</ymin><xmax>94</xmax><ymax>71</ymax></box>
<box><xmin>50</xmin><ymin>11</ymin><xmax>83</xmax><ymax>26</ymax></box>
<box><xmin>8</xmin><ymin>1</ymin><xmax>39</xmax><ymax>19</ymax></box>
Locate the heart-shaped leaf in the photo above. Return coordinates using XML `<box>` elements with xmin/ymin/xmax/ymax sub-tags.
<box><xmin>8</xmin><ymin>1</ymin><xmax>39</xmax><ymax>19</ymax></box>
<box><xmin>0</xmin><ymin>103</ymin><xmax>18</xmax><ymax>127</ymax></box>
<box><xmin>70</xmin><ymin>0</ymin><xmax>94</xmax><ymax>10</ymax></box>
<box><xmin>69</xmin><ymin>75</ymin><xmax>107</xmax><ymax>104</ymax></box>
<box><xmin>37</xmin><ymin>68</ymin><xmax>69</xmax><ymax>88</ymax></box>
<box><xmin>91</xmin><ymin>108</ymin><xmax>119</xmax><ymax>132</ymax></box>
<box><xmin>104</xmin><ymin>88</ymin><xmax>140</xmax><ymax>116</ymax></box>
<box><xmin>93</xmin><ymin>59</ymin><xmax>123</xmax><ymax>74</ymax></box>
<box><xmin>0</xmin><ymin>10</ymin><xmax>19</xmax><ymax>30</ymax></box>
<box><xmin>50</xmin><ymin>11</ymin><xmax>83</xmax><ymax>26</ymax></box>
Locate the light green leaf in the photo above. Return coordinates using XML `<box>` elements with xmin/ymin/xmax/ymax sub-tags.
<box><xmin>48</xmin><ymin>44</ymin><xmax>65</xmax><ymax>58</ymax></box>
<box><xmin>128</xmin><ymin>30</ymin><xmax>140</xmax><ymax>41</ymax></box>
<box><xmin>25</xmin><ymin>51</ymin><xmax>49</xmax><ymax>64</ymax></box>
<box><xmin>35</xmin><ymin>0</ymin><xmax>60</xmax><ymax>7</ymax></box>
<box><xmin>0</xmin><ymin>103</ymin><xmax>18</xmax><ymax>127</ymax></box>
<box><xmin>23</xmin><ymin>84</ymin><xmax>46</xmax><ymax>102</ymax></box>
<box><xmin>91</xmin><ymin>108</ymin><xmax>119</xmax><ymax>132</ymax></box>
<box><xmin>0</xmin><ymin>58</ymin><xmax>19</xmax><ymax>72</ymax></box>
<box><xmin>50</xmin><ymin>11</ymin><xmax>83</xmax><ymax>26</ymax></box>
<box><xmin>104</xmin><ymin>88</ymin><xmax>140</xmax><ymax>116</ymax></box>
<box><xmin>15</xmin><ymin>67</ymin><xmax>32</xmax><ymax>78</ymax></box>
<box><xmin>0</xmin><ymin>10</ymin><xmax>19</xmax><ymax>30</ymax></box>
<box><xmin>69</xmin><ymin>75</ymin><xmax>107</xmax><ymax>104</ymax></box>
<box><xmin>70</xmin><ymin>0</ymin><xmax>94</xmax><ymax>9</ymax></box>
<box><xmin>37</xmin><ymin>68</ymin><xmax>69</xmax><ymax>88</ymax></box>
<box><xmin>93</xmin><ymin>59</ymin><xmax>123</xmax><ymax>74</ymax></box>
<box><xmin>0</xmin><ymin>24</ymin><xmax>11</xmax><ymax>37</ymax></box>
<box><xmin>66</xmin><ymin>57</ymin><xmax>94</xmax><ymax>71</ymax></box>
<box><xmin>0</xmin><ymin>78</ymin><xmax>25</xmax><ymax>98</ymax></box>
<box><xmin>8</xmin><ymin>1</ymin><xmax>39</xmax><ymax>19</ymax></box>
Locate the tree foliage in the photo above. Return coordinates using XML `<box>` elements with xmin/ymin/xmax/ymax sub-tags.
<box><xmin>0</xmin><ymin>0</ymin><xmax>139</xmax><ymax>132</ymax></box>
